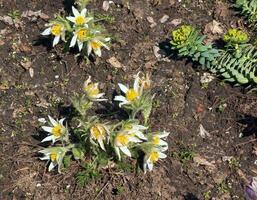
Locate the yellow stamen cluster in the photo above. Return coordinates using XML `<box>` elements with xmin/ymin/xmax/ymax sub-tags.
<box><xmin>51</xmin><ymin>24</ymin><xmax>62</xmax><ymax>36</ymax></box>
<box><xmin>52</xmin><ymin>124</ymin><xmax>62</xmax><ymax>137</ymax></box>
<box><xmin>149</xmin><ymin>151</ymin><xmax>159</xmax><ymax>163</ymax></box>
<box><xmin>75</xmin><ymin>16</ymin><xmax>86</xmax><ymax>26</ymax></box>
<box><xmin>91</xmin><ymin>41</ymin><xmax>102</xmax><ymax>50</ymax></box>
<box><xmin>115</xmin><ymin>133</ymin><xmax>129</xmax><ymax>146</ymax></box>
<box><xmin>77</xmin><ymin>28</ymin><xmax>88</xmax><ymax>41</ymax></box>
<box><xmin>152</xmin><ymin>136</ymin><xmax>160</xmax><ymax>145</ymax></box>
<box><xmin>90</xmin><ymin>124</ymin><xmax>106</xmax><ymax>140</ymax></box>
<box><xmin>84</xmin><ymin>83</ymin><xmax>100</xmax><ymax>97</ymax></box>
<box><xmin>50</xmin><ymin>153</ymin><xmax>57</xmax><ymax>161</ymax></box>
<box><xmin>126</xmin><ymin>89</ymin><xmax>138</xmax><ymax>102</ymax></box>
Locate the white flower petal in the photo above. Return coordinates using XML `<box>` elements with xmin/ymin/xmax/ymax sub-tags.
<box><xmin>98</xmin><ymin>139</ymin><xmax>106</xmax><ymax>151</ymax></box>
<box><xmin>133</xmin><ymin>125</ymin><xmax>147</xmax><ymax>130</ymax></box>
<box><xmin>160</xmin><ymin>145</ymin><xmax>168</xmax><ymax>152</ymax></box>
<box><xmin>93</xmin><ymin>93</ymin><xmax>105</xmax><ymax>99</ymax></box>
<box><xmin>53</xmin><ymin>35</ymin><xmax>60</xmax><ymax>47</ymax></box>
<box><xmin>94</xmin><ymin>48</ymin><xmax>102</xmax><ymax>57</ymax></box>
<box><xmin>41</xmin><ymin>27</ymin><xmax>51</xmax><ymax>36</ymax></box>
<box><xmin>40</xmin><ymin>155</ymin><xmax>50</xmax><ymax>160</ymax></box>
<box><xmin>42</xmin><ymin>126</ymin><xmax>53</xmax><ymax>133</ymax></box>
<box><xmin>114</xmin><ymin>95</ymin><xmax>127</xmax><ymax>102</ymax></box>
<box><xmin>120</xmin><ymin>146</ymin><xmax>131</xmax><ymax>157</ymax></box>
<box><xmin>72</xmin><ymin>6</ymin><xmax>80</xmax><ymax>17</ymax></box>
<box><xmin>41</xmin><ymin>135</ymin><xmax>54</xmax><ymax>143</ymax></box>
<box><xmin>48</xmin><ymin>115</ymin><xmax>58</xmax><ymax>126</ymax></box>
<box><xmin>87</xmin><ymin>42</ymin><xmax>92</xmax><ymax>56</ymax></box>
<box><xmin>158</xmin><ymin>131</ymin><xmax>170</xmax><ymax>138</ymax></box>
<box><xmin>147</xmin><ymin>161</ymin><xmax>153</xmax><ymax>171</ymax></box>
<box><xmin>129</xmin><ymin>137</ymin><xmax>142</xmax><ymax>143</ymax></box>
<box><xmin>59</xmin><ymin>118</ymin><xmax>65</xmax><ymax>125</ymax></box>
<box><xmin>81</xmin><ymin>8</ymin><xmax>87</xmax><ymax>17</ymax></box>
<box><xmin>70</xmin><ymin>35</ymin><xmax>77</xmax><ymax>48</ymax></box>
<box><xmin>159</xmin><ymin>139</ymin><xmax>168</xmax><ymax>146</ymax></box>
<box><xmin>94</xmin><ymin>98</ymin><xmax>108</xmax><ymax>102</ymax></box>
<box><xmin>159</xmin><ymin>152</ymin><xmax>167</xmax><ymax>159</ymax></box>
<box><xmin>114</xmin><ymin>146</ymin><xmax>121</xmax><ymax>160</ymax></box>
<box><xmin>134</xmin><ymin>131</ymin><xmax>147</xmax><ymax>140</ymax></box>
<box><xmin>134</xmin><ymin>75</ymin><xmax>140</xmax><ymax>92</ymax></box>
<box><xmin>48</xmin><ymin>162</ymin><xmax>56</xmax><ymax>171</ymax></box>
<box><xmin>78</xmin><ymin>41</ymin><xmax>83</xmax><ymax>51</ymax></box>
<box><xmin>119</xmin><ymin>101</ymin><xmax>129</xmax><ymax>107</ymax></box>
<box><xmin>66</xmin><ymin>16</ymin><xmax>75</xmax><ymax>23</ymax></box>
<box><xmin>143</xmin><ymin>163</ymin><xmax>147</xmax><ymax>173</ymax></box>
<box><xmin>118</xmin><ymin>83</ymin><xmax>129</xmax><ymax>93</ymax></box>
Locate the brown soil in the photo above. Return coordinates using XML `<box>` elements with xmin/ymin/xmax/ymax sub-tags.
<box><xmin>1</xmin><ymin>0</ymin><xmax>257</xmax><ymax>199</ymax></box>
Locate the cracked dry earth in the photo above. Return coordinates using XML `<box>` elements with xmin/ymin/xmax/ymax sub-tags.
<box><xmin>1</xmin><ymin>0</ymin><xmax>257</xmax><ymax>199</ymax></box>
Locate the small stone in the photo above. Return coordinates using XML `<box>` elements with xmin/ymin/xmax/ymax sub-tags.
<box><xmin>159</xmin><ymin>15</ymin><xmax>169</xmax><ymax>23</ymax></box>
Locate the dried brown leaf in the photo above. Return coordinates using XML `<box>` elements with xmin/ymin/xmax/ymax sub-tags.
<box><xmin>107</xmin><ymin>57</ymin><xmax>123</xmax><ymax>68</ymax></box>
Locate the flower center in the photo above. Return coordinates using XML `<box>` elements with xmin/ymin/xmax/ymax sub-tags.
<box><xmin>149</xmin><ymin>151</ymin><xmax>159</xmax><ymax>163</ymax></box>
<box><xmin>75</xmin><ymin>16</ymin><xmax>85</xmax><ymax>25</ymax></box>
<box><xmin>52</xmin><ymin>124</ymin><xmax>62</xmax><ymax>137</ymax></box>
<box><xmin>126</xmin><ymin>89</ymin><xmax>138</xmax><ymax>102</ymax></box>
<box><xmin>90</xmin><ymin>124</ymin><xmax>106</xmax><ymax>140</ymax></box>
<box><xmin>84</xmin><ymin>83</ymin><xmax>100</xmax><ymax>97</ymax></box>
<box><xmin>50</xmin><ymin>153</ymin><xmax>57</xmax><ymax>162</ymax></box>
<box><xmin>152</xmin><ymin>136</ymin><xmax>160</xmax><ymax>145</ymax></box>
<box><xmin>77</xmin><ymin>28</ymin><xmax>88</xmax><ymax>41</ymax></box>
<box><xmin>115</xmin><ymin>133</ymin><xmax>129</xmax><ymax>146</ymax></box>
<box><xmin>51</xmin><ymin>24</ymin><xmax>62</xmax><ymax>36</ymax></box>
<box><xmin>91</xmin><ymin>41</ymin><xmax>102</xmax><ymax>50</ymax></box>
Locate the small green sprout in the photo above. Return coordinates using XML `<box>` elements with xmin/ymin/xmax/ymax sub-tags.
<box><xmin>8</xmin><ymin>10</ymin><xmax>21</xmax><ymax>20</ymax></box>
<box><xmin>203</xmin><ymin>190</ymin><xmax>211</xmax><ymax>200</ymax></box>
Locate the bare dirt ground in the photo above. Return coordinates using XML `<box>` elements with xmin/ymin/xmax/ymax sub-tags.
<box><xmin>1</xmin><ymin>0</ymin><xmax>257</xmax><ymax>199</ymax></box>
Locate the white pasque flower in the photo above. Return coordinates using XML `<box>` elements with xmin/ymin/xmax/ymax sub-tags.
<box><xmin>124</xmin><ymin>123</ymin><xmax>147</xmax><ymax>140</ymax></box>
<box><xmin>41</xmin><ymin>116</ymin><xmax>68</xmax><ymax>143</ymax></box>
<box><xmin>90</xmin><ymin>123</ymin><xmax>109</xmax><ymax>151</ymax></box>
<box><xmin>41</xmin><ymin>23</ymin><xmax>66</xmax><ymax>46</ymax></box>
<box><xmin>150</xmin><ymin>131</ymin><xmax>169</xmax><ymax>147</ymax></box>
<box><xmin>69</xmin><ymin>27</ymin><xmax>89</xmax><ymax>51</ymax></box>
<box><xmin>114</xmin><ymin>132</ymin><xmax>142</xmax><ymax>160</ymax></box>
<box><xmin>87</xmin><ymin>37</ymin><xmax>110</xmax><ymax>57</ymax></box>
<box><xmin>114</xmin><ymin>75</ymin><xmax>142</xmax><ymax>107</ymax></box>
<box><xmin>83</xmin><ymin>76</ymin><xmax>107</xmax><ymax>101</ymax></box>
<box><xmin>66</xmin><ymin>6</ymin><xmax>93</xmax><ymax>26</ymax></box>
<box><xmin>39</xmin><ymin>147</ymin><xmax>67</xmax><ymax>173</ymax></box>
<box><xmin>143</xmin><ymin>146</ymin><xmax>167</xmax><ymax>173</ymax></box>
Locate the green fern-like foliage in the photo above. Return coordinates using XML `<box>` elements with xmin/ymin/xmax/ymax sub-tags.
<box><xmin>170</xmin><ymin>25</ymin><xmax>219</xmax><ymax>69</ymax></box>
<box><xmin>234</xmin><ymin>0</ymin><xmax>257</xmax><ymax>29</ymax></box>
<box><xmin>210</xmin><ymin>29</ymin><xmax>257</xmax><ymax>84</ymax></box>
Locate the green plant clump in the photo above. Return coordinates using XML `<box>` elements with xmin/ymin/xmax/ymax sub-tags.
<box><xmin>170</xmin><ymin>25</ymin><xmax>219</xmax><ymax>69</ymax></box>
<box><xmin>41</xmin><ymin>0</ymin><xmax>111</xmax><ymax>59</ymax></box>
<box><xmin>171</xmin><ymin>25</ymin><xmax>257</xmax><ymax>85</ymax></box>
<box><xmin>37</xmin><ymin>72</ymin><xmax>170</xmax><ymax>183</ymax></box>
<box><xmin>234</xmin><ymin>0</ymin><xmax>257</xmax><ymax>29</ymax></box>
<box><xmin>210</xmin><ymin>28</ymin><xmax>257</xmax><ymax>84</ymax></box>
